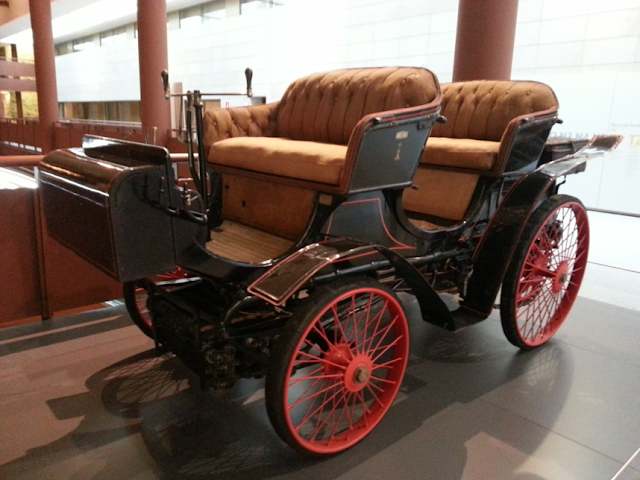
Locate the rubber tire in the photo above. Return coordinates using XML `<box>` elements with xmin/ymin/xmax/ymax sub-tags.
<box><xmin>500</xmin><ymin>194</ymin><xmax>589</xmax><ymax>350</ymax></box>
<box><xmin>265</xmin><ymin>277</ymin><xmax>410</xmax><ymax>456</ymax></box>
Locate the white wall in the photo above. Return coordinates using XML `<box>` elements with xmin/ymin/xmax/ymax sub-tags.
<box><xmin>510</xmin><ymin>0</ymin><xmax>640</xmax><ymax>215</ymax></box>
<box><xmin>56</xmin><ymin>39</ymin><xmax>140</xmax><ymax>102</ymax></box>
<box><xmin>53</xmin><ymin>0</ymin><xmax>640</xmax><ymax>214</ymax></box>
<box><xmin>56</xmin><ymin>0</ymin><xmax>459</xmax><ymax>103</ymax></box>
<box><xmin>165</xmin><ymin>0</ymin><xmax>458</xmax><ymax>102</ymax></box>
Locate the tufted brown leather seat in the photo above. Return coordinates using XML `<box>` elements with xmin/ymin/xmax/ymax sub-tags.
<box><xmin>204</xmin><ymin>67</ymin><xmax>441</xmax><ymax>194</ymax></box>
<box><xmin>423</xmin><ymin>80</ymin><xmax>558</xmax><ymax>173</ymax></box>
<box><xmin>404</xmin><ymin>80</ymin><xmax>559</xmax><ymax>225</ymax></box>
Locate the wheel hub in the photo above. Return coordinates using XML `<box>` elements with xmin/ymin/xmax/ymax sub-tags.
<box><xmin>553</xmin><ymin>261</ymin><xmax>570</xmax><ymax>293</ymax></box>
<box><xmin>353</xmin><ymin>365</ymin><xmax>370</xmax><ymax>384</ymax></box>
<box><xmin>533</xmin><ymin>254</ymin><xmax>550</xmax><ymax>274</ymax></box>
<box><xmin>344</xmin><ymin>354</ymin><xmax>373</xmax><ymax>393</ymax></box>
<box><xmin>323</xmin><ymin>344</ymin><xmax>352</xmax><ymax>376</ymax></box>
<box><xmin>323</xmin><ymin>346</ymin><xmax>374</xmax><ymax>392</ymax></box>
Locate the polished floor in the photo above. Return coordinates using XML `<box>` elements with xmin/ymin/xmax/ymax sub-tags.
<box><xmin>1</xmin><ymin>211</ymin><xmax>640</xmax><ymax>480</ymax></box>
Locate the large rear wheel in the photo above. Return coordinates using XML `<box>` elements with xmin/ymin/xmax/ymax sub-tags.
<box><xmin>265</xmin><ymin>277</ymin><xmax>409</xmax><ymax>455</ymax></box>
<box><xmin>500</xmin><ymin>195</ymin><xmax>589</xmax><ymax>350</ymax></box>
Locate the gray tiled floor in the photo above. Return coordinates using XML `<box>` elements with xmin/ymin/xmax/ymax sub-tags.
<box><xmin>1</xmin><ymin>212</ymin><xmax>640</xmax><ymax>480</ymax></box>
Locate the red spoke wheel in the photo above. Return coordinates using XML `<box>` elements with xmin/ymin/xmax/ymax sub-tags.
<box><xmin>266</xmin><ymin>277</ymin><xmax>409</xmax><ymax>455</ymax></box>
<box><xmin>500</xmin><ymin>195</ymin><xmax>589</xmax><ymax>350</ymax></box>
<box><xmin>123</xmin><ymin>268</ymin><xmax>189</xmax><ymax>338</ymax></box>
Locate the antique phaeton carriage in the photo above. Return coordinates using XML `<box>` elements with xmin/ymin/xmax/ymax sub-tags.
<box><xmin>36</xmin><ymin>66</ymin><xmax>620</xmax><ymax>455</ymax></box>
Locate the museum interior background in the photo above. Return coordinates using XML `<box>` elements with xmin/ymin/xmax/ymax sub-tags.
<box><xmin>0</xmin><ymin>0</ymin><xmax>639</xmax><ymax>323</ymax></box>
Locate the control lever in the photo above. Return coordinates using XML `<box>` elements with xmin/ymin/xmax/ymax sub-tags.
<box><xmin>245</xmin><ymin>68</ymin><xmax>253</xmax><ymax>97</ymax></box>
<box><xmin>160</xmin><ymin>68</ymin><xmax>254</xmax><ymax>98</ymax></box>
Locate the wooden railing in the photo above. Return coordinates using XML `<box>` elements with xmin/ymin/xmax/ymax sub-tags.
<box><xmin>52</xmin><ymin>119</ymin><xmax>146</xmax><ymax>149</ymax></box>
<box><xmin>0</xmin><ymin>117</ymin><xmax>41</xmax><ymax>151</ymax></box>
<box><xmin>0</xmin><ymin>117</ymin><xmax>190</xmax><ymax>153</ymax></box>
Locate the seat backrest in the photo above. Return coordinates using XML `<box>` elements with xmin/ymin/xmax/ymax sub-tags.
<box><xmin>275</xmin><ymin>67</ymin><xmax>440</xmax><ymax>145</ymax></box>
<box><xmin>432</xmin><ymin>80</ymin><xmax>558</xmax><ymax>142</ymax></box>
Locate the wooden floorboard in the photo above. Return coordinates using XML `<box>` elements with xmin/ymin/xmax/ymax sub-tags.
<box><xmin>205</xmin><ymin>221</ymin><xmax>294</xmax><ymax>264</ymax></box>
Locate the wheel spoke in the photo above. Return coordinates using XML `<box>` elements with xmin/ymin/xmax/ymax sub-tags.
<box><xmin>369</xmin><ymin>374</ymin><xmax>398</xmax><ymax>386</ymax></box>
<box><xmin>296</xmin><ymin>349</ymin><xmax>347</xmax><ymax>371</ymax></box>
<box><xmin>365</xmin><ymin>311</ymin><xmax>397</xmax><ymax>357</ymax></box>
<box><xmin>370</xmin><ymin>334</ymin><xmax>405</xmax><ymax>364</ymax></box>
<box><xmin>288</xmin><ymin>364</ymin><xmax>324</xmax><ymax>384</ymax></box>
<box><xmin>298</xmin><ymin>378</ymin><xmax>333</xmax><ymax>435</ymax></box>
<box><xmin>357</xmin><ymin>294</ymin><xmax>378</xmax><ymax>354</ymax></box>
<box><xmin>293</xmin><ymin>382</ymin><xmax>344</xmax><ymax>431</ymax></box>
<box><xmin>310</xmin><ymin>387</ymin><xmax>349</xmax><ymax>441</ymax></box>
<box><xmin>363</xmin><ymin>302</ymin><xmax>389</xmax><ymax>352</ymax></box>
<box><xmin>289</xmin><ymin>372</ymin><xmax>343</xmax><ymax>386</ymax></box>
<box><xmin>372</xmin><ymin>356</ymin><xmax>404</xmax><ymax>371</ymax></box>
<box><xmin>302</xmin><ymin>337</ymin><xmax>326</xmax><ymax>354</ymax></box>
<box><xmin>311</xmin><ymin>323</ymin><xmax>334</xmax><ymax>351</ymax></box>
<box><xmin>327</xmin><ymin>391</ymin><xmax>353</xmax><ymax>441</ymax></box>
<box><xmin>349</xmin><ymin>295</ymin><xmax>362</xmax><ymax>353</ymax></box>
<box><xmin>331</xmin><ymin>304</ymin><xmax>350</xmax><ymax>344</ymax></box>
<box><xmin>289</xmin><ymin>377</ymin><xmax>340</xmax><ymax>411</ymax></box>
<box><xmin>365</xmin><ymin>382</ymin><xmax>385</xmax><ymax>408</ymax></box>
<box><xmin>356</xmin><ymin>390</ymin><xmax>371</xmax><ymax>420</ymax></box>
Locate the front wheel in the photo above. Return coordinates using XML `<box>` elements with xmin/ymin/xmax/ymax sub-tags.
<box><xmin>265</xmin><ymin>277</ymin><xmax>410</xmax><ymax>455</ymax></box>
<box><xmin>500</xmin><ymin>195</ymin><xmax>589</xmax><ymax>350</ymax></box>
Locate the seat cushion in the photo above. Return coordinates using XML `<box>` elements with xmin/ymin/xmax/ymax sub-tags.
<box><xmin>209</xmin><ymin>136</ymin><xmax>348</xmax><ymax>185</ymax></box>
<box><xmin>421</xmin><ymin>137</ymin><xmax>499</xmax><ymax>171</ymax></box>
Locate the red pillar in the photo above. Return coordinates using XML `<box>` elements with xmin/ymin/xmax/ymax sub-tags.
<box><xmin>29</xmin><ymin>0</ymin><xmax>58</xmax><ymax>153</ymax></box>
<box><xmin>137</xmin><ymin>0</ymin><xmax>171</xmax><ymax>146</ymax></box>
<box><xmin>452</xmin><ymin>0</ymin><xmax>519</xmax><ymax>82</ymax></box>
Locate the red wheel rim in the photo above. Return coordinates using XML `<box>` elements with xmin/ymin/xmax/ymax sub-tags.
<box><xmin>283</xmin><ymin>287</ymin><xmax>409</xmax><ymax>454</ymax></box>
<box><xmin>513</xmin><ymin>202</ymin><xmax>589</xmax><ymax>347</ymax></box>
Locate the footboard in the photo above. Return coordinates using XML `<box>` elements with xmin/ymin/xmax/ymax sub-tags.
<box><xmin>37</xmin><ymin>136</ymin><xmax>179</xmax><ymax>282</ymax></box>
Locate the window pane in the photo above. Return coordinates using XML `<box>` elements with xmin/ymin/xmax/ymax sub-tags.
<box><xmin>72</xmin><ymin>35</ymin><xmax>94</xmax><ymax>52</ymax></box>
<box><xmin>101</xmin><ymin>26</ymin><xmax>127</xmax><ymax>46</ymax></box>
<box><xmin>203</xmin><ymin>0</ymin><xmax>226</xmax><ymax>21</ymax></box>
<box><xmin>180</xmin><ymin>5</ymin><xmax>203</xmax><ymax>27</ymax></box>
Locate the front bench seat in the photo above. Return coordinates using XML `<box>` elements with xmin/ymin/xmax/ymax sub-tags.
<box><xmin>204</xmin><ymin>67</ymin><xmax>441</xmax><ymax>194</ymax></box>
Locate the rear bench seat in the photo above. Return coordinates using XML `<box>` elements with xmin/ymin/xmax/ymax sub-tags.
<box><xmin>204</xmin><ymin>67</ymin><xmax>441</xmax><ymax>195</ymax></box>
<box><xmin>403</xmin><ymin>80</ymin><xmax>559</xmax><ymax>227</ymax></box>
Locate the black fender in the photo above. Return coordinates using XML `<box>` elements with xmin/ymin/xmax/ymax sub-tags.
<box><xmin>247</xmin><ymin>238</ymin><xmax>455</xmax><ymax>329</ymax></box>
<box><xmin>461</xmin><ymin>135</ymin><xmax>622</xmax><ymax>316</ymax></box>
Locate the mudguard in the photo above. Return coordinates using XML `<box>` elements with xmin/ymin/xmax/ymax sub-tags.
<box><xmin>248</xmin><ymin>238</ymin><xmax>455</xmax><ymax>328</ymax></box>
<box><xmin>461</xmin><ymin>135</ymin><xmax>622</xmax><ymax>316</ymax></box>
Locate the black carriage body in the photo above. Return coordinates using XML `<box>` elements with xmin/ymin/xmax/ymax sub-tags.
<box><xmin>34</xmin><ymin>65</ymin><xmax>623</xmax><ymax>455</ymax></box>
<box><xmin>37</xmin><ymin>137</ymin><xmax>180</xmax><ymax>282</ymax></box>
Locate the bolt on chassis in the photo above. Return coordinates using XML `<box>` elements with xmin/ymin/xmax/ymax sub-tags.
<box><xmin>36</xmin><ymin>67</ymin><xmax>621</xmax><ymax>455</ymax></box>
